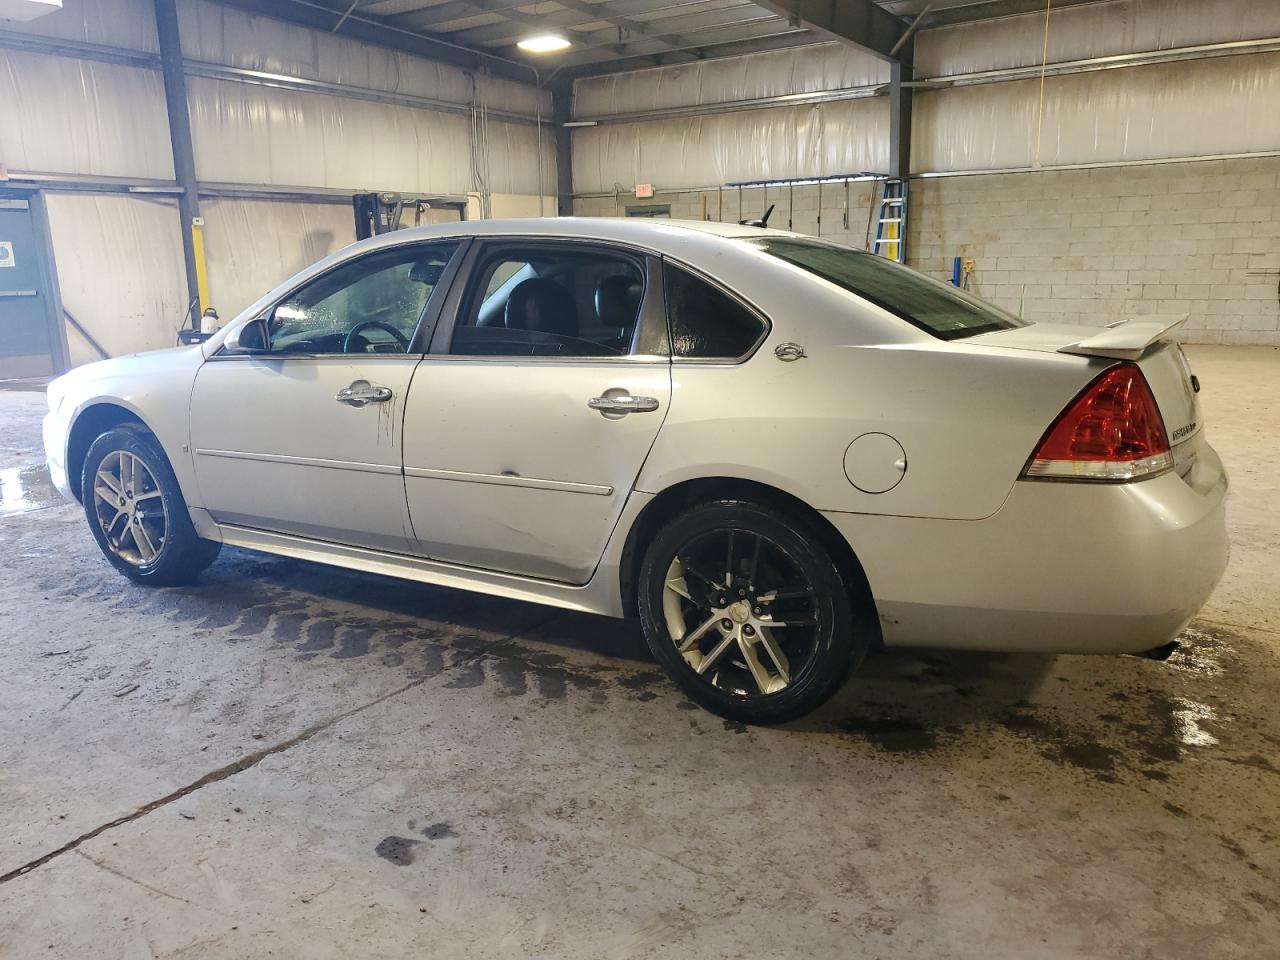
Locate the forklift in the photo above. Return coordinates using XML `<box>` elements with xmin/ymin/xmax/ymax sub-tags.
<box><xmin>353</xmin><ymin>192</ymin><xmax>467</xmax><ymax>240</ymax></box>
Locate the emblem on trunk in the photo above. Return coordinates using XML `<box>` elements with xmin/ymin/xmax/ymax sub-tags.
<box><xmin>774</xmin><ymin>342</ymin><xmax>807</xmax><ymax>362</ymax></box>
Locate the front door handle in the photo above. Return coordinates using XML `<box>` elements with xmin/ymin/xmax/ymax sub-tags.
<box><xmin>335</xmin><ymin>380</ymin><xmax>393</xmax><ymax>407</ymax></box>
<box><xmin>588</xmin><ymin>394</ymin><xmax>661</xmax><ymax>415</ymax></box>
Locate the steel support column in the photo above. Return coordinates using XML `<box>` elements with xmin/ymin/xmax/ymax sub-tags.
<box><xmin>154</xmin><ymin>0</ymin><xmax>202</xmax><ymax>325</ymax></box>
<box><xmin>889</xmin><ymin>57</ymin><xmax>913</xmax><ymax>182</ymax></box>
<box><xmin>552</xmin><ymin>85</ymin><xmax>574</xmax><ymax>217</ymax></box>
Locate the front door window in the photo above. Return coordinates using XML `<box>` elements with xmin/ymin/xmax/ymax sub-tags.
<box><xmin>265</xmin><ymin>242</ymin><xmax>459</xmax><ymax>355</ymax></box>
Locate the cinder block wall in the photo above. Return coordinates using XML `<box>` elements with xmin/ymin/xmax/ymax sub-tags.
<box><xmin>574</xmin><ymin>156</ymin><xmax>1280</xmax><ymax>346</ymax></box>
<box><xmin>910</xmin><ymin>157</ymin><xmax>1280</xmax><ymax>346</ymax></box>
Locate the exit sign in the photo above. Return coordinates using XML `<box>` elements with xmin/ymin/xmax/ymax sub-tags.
<box><xmin>635</xmin><ymin>184</ymin><xmax>655</xmax><ymax>199</ymax></box>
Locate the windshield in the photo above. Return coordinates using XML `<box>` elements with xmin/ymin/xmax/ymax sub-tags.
<box><xmin>746</xmin><ymin>237</ymin><xmax>1026</xmax><ymax>340</ymax></box>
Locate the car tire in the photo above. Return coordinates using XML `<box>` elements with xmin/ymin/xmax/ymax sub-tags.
<box><xmin>81</xmin><ymin>425</ymin><xmax>221</xmax><ymax>586</ymax></box>
<box><xmin>637</xmin><ymin>499</ymin><xmax>868</xmax><ymax>725</ymax></box>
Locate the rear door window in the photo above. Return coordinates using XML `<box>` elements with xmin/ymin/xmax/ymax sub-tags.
<box><xmin>449</xmin><ymin>244</ymin><xmax>647</xmax><ymax>358</ymax></box>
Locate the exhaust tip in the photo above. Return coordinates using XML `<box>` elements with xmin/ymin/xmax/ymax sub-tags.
<box><xmin>1139</xmin><ymin>640</ymin><xmax>1180</xmax><ymax>662</ymax></box>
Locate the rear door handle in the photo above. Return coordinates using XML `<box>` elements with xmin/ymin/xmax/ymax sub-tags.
<box><xmin>335</xmin><ymin>380</ymin><xmax>393</xmax><ymax>406</ymax></box>
<box><xmin>588</xmin><ymin>395</ymin><xmax>660</xmax><ymax>415</ymax></box>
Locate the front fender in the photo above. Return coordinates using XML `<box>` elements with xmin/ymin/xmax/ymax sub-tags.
<box><xmin>49</xmin><ymin>347</ymin><xmax>205</xmax><ymax>507</ymax></box>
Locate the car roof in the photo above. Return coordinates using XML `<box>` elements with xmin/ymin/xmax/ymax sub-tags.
<box><xmin>364</xmin><ymin>217</ymin><xmax>801</xmax><ymax>256</ymax></box>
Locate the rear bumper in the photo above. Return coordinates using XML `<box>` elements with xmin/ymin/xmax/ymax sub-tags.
<box><xmin>824</xmin><ymin>444</ymin><xmax>1230</xmax><ymax>654</ymax></box>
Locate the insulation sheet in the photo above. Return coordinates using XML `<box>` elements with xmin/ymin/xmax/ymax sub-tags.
<box><xmin>573</xmin><ymin>44</ymin><xmax>887</xmax><ymax>117</ymax></box>
<box><xmin>200</xmin><ymin>198</ymin><xmax>356</xmax><ymax>322</ymax></box>
<box><xmin>44</xmin><ymin>193</ymin><xmax>189</xmax><ymax>365</ymax></box>
<box><xmin>0</xmin><ymin>49</ymin><xmax>173</xmax><ymax>179</ymax></box>
<box><xmin>913</xmin><ymin>51</ymin><xmax>1280</xmax><ymax>172</ymax></box>
<box><xmin>572</xmin><ymin>97</ymin><xmax>890</xmax><ymax>194</ymax></box>
<box><xmin>181</xmin><ymin>0</ymin><xmax>549</xmax><ymax>118</ymax></box>
<box><xmin>918</xmin><ymin>0</ymin><xmax>1280</xmax><ymax>77</ymax></box>
<box><xmin>0</xmin><ymin>0</ymin><xmax>157</xmax><ymax>51</ymax></box>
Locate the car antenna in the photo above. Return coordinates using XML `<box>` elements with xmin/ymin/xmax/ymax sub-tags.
<box><xmin>739</xmin><ymin>204</ymin><xmax>775</xmax><ymax>229</ymax></box>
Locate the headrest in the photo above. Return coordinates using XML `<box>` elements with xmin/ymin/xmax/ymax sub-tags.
<box><xmin>408</xmin><ymin>260</ymin><xmax>446</xmax><ymax>285</ymax></box>
<box><xmin>504</xmin><ymin>278</ymin><xmax>577</xmax><ymax>336</ymax></box>
<box><xmin>595</xmin><ymin>274</ymin><xmax>643</xmax><ymax>328</ymax></box>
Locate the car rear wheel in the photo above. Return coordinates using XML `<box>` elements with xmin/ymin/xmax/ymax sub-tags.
<box><xmin>638</xmin><ymin>499</ymin><xmax>867</xmax><ymax>724</ymax></box>
<box><xmin>82</xmin><ymin>426</ymin><xmax>221</xmax><ymax>585</ymax></box>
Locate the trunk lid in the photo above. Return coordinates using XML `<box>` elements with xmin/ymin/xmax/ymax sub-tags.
<box><xmin>968</xmin><ymin>318</ymin><xmax>1204</xmax><ymax>473</ymax></box>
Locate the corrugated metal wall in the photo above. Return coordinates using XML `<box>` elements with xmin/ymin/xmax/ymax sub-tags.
<box><xmin>568</xmin><ymin>0</ymin><xmax>1280</xmax><ymax>346</ymax></box>
<box><xmin>0</xmin><ymin>0</ymin><xmax>555</xmax><ymax>364</ymax></box>
<box><xmin>570</xmin><ymin>0</ymin><xmax>1280</xmax><ymax>191</ymax></box>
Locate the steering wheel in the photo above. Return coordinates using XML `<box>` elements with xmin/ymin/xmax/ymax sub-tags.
<box><xmin>344</xmin><ymin>319</ymin><xmax>410</xmax><ymax>353</ymax></box>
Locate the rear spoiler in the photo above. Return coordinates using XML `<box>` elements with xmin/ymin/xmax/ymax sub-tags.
<box><xmin>1058</xmin><ymin>315</ymin><xmax>1187</xmax><ymax>361</ymax></box>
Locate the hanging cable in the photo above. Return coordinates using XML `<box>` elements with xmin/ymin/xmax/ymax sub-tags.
<box><xmin>1034</xmin><ymin>0</ymin><xmax>1053</xmax><ymax>167</ymax></box>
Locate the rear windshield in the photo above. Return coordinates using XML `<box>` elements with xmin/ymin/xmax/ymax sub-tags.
<box><xmin>746</xmin><ymin>237</ymin><xmax>1026</xmax><ymax>340</ymax></box>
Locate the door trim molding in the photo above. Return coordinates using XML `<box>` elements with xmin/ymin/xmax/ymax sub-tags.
<box><xmin>195</xmin><ymin>448</ymin><xmax>401</xmax><ymax>475</ymax></box>
<box><xmin>404</xmin><ymin>465</ymin><xmax>614</xmax><ymax>496</ymax></box>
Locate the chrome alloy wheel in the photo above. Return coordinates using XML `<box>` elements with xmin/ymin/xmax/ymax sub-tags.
<box><xmin>91</xmin><ymin>450</ymin><xmax>167</xmax><ymax>566</ymax></box>
<box><xmin>661</xmin><ymin>530</ymin><xmax>821</xmax><ymax>698</ymax></box>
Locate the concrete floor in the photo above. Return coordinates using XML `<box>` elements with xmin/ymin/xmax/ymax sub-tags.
<box><xmin>0</xmin><ymin>346</ymin><xmax>1277</xmax><ymax>959</ymax></box>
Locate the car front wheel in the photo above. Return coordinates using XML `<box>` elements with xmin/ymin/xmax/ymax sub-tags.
<box><xmin>638</xmin><ymin>499</ymin><xmax>867</xmax><ymax>724</ymax></box>
<box><xmin>81</xmin><ymin>425</ymin><xmax>221</xmax><ymax>585</ymax></box>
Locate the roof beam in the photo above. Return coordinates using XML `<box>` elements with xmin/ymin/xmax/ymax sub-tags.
<box><xmin>381</xmin><ymin>0</ymin><xmax>531</xmax><ymax>30</ymax></box>
<box><xmin>210</xmin><ymin>0</ymin><xmax>536</xmax><ymax>81</ymax></box>
<box><xmin>439</xmin><ymin>0</ymin><xmax>703</xmax><ymax>55</ymax></box>
<box><xmin>436</xmin><ymin>5</ymin><xmax>621</xmax><ymax>54</ymax></box>
<box><xmin>749</xmin><ymin>0</ymin><xmax>906</xmax><ymax>61</ymax></box>
<box><xmin>559</xmin><ymin>29</ymin><xmax>828</xmax><ymax>79</ymax></box>
<box><xmin>917</xmin><ymin>0</ymin><xmax>1112</xmax><ymax>28</ymax></box>
<box><xmin>450</xmin><ymin>1</ymin><xmax>770</xmax><ymax>50</ymax></box>
<box><xmin>536</xmin><ymin>0</ymin><xmax>697</xmax><ymax>51</ymax></box>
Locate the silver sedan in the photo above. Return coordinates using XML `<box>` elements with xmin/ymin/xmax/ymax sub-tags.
<box><xmin>43</xmin><ymin>218</ymin><xmax>1229</xmax><ymax>723</ymax></box>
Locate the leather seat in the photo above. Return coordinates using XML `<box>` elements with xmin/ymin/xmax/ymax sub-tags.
<box><xmin>504</xmin><ymin>278</ymin><xmax>577</xmax><ymax>337</ymax></box>
<box><xmin>595</xmin><ymin>274</ymin><xmax>643</xmax><ymax>328</ymax></box>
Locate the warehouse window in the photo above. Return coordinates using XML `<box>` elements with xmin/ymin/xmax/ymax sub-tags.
<box><xmin>665</xmin><ymin>264</ymin><xmax>767</xmax><ymax>360</ymax></box>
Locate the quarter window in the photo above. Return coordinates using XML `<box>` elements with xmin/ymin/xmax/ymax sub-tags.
<box><xmin>264</xmin><ymin>242</ymin><xmax>458</xmax><ymax>355</ymax></box>
<box><xmin>450</xmin><ymin>246</ymin><xmax>646</xmax><ymax>358</ymax></box>
<box><xmin>665</xmin><ymin>264</ymin><xmax>766</xmax><ymax>360</ymax></box>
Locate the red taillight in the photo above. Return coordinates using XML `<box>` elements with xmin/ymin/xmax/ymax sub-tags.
<box><xmin>1024</xmin><ymin>363</ymin><xmax>1173</xmax><ymax>482</ymax></box>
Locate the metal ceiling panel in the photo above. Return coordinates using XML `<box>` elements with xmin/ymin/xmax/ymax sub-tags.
<box><xmin>205</xmin><ymin>0</ymin><xmax>1122</xmax><ymax>77</ymax></box>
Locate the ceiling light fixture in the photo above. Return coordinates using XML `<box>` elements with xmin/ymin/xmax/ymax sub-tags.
<box><xmin>518</xmin><ymin>33</ymin><xmax>571</xmax><ymax>54</ymax></box>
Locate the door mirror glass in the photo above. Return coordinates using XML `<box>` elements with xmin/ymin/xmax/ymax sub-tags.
<box><xmin>223</xmin><ymin>317</ymin><xmax>269</xmax><ymax>354</ymax></box>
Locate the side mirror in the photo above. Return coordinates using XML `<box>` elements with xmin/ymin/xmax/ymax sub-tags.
<box><xmin>222</xmin><ymin>317</ymin><xmax>269</xmax><ymax>355</ymax></box>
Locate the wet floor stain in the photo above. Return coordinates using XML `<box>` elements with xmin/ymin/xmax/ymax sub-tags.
<box><xmin>17</xmin><ymin>521</ymin><xmax>1276</xmax><ymax>799</ymax></box>
<box><xmin>375</xmin><ymin>835</ymin><xmax>420</xmax><ymax>866</ymax></box>
<box><xmin>0</xmin><ymin>464</ymin><xmax>61</xmax><ymax>517</ymax></box>
<box><xmin>419</xmin><ymin>822</ymin><xmax>456</xmax><ymax>840</ymax></box>
<box><xmin>838</xmin><ymin>711</ymin><xmax>939</xmax><ymax>754</ymax></box>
